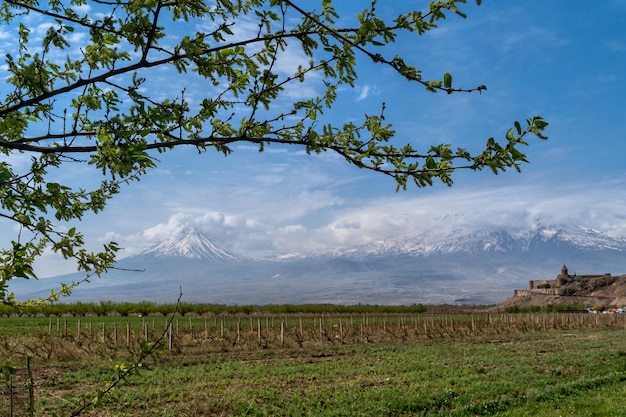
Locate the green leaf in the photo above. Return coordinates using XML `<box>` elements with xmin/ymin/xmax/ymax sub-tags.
<box><xmin>322</xmin><ymin>0</ymin><xmax>332</xmax><ymax>7</ymax></box>
<box><xmin>425</xmin><ymin>156</ymin><xmax>436</xmax><ymax>169</ymax></box>
<box><xmin>443</xmin><ymin>72</ymin><xmax>452</xmax><ymax>89</ymax></box>
<box><xmin>506</xmin><ymin>128</ymin><xmax>515</xmax><ymax>140</ymax></box>
<box><xmin>510</xmin><ymin>148</ymin><xmax>527</xmax><ymax>162</ymax></box>
<box><xmin>0</xmin><ymin>162</ymin><xmax>11</xmax><ymax>179</ymax></box>
<box><xmin>102</xmin><ymin>33</ymin><xmax>119</xmax><ymax>45</ymax></box>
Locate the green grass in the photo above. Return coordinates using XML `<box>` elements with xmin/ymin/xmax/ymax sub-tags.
<box><xmin>2</xmin><ymin>312</ymin><xmax>626</xmax><ymax>415</ymax></box>
<box><xmin>17</xmin><ymin>328</ymin><xmax>626</xmax><ymax>416</ymax></box>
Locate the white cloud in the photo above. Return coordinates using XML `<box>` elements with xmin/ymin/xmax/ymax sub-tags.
<box><xmin>98</xmin><ymin>177</ymin><xmax>626</xmax><ymax>263</ymax></box>
<box><xmin>141</xmin><ymin>213</ymin><xmax>192</xmax><ymax>241</ymax></box>
<box><xmin>71</xmin><ymin>4</ymin><xmax>91</xmax><ymax>14</ymax></box>
<box><xmin>356</xmin><ymin>85</ymin><xmax>370</xmax><ymax>101</ymax></box>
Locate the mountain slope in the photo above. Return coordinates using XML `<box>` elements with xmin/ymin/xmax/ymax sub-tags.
<box><xmin>329</xmin><ymin>225</ymin><xmax>626</xmax><ymax>259</ymax></box>
<box><xmin>9</xmin><ymin>224</ymin><xmax>626</xmax><ymax>305</ymax></box>
<box><xmin>139</xmin><ymin>228</ymin><xmax>245</xmax><ymax>261</ymax></box>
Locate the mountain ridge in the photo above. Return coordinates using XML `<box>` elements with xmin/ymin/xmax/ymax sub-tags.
<box><xmin>10</xmin><ymin>223</ymin><xmax>626</xmax><ymax>305</ymax></box>
<box><xmin>322</xmin><ymin>224</ymin><xmax>626</xmax><ymax>259</ymax></box>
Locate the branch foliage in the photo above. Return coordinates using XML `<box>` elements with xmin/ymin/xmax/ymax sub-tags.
<box><xmin>0</xmin><ymin>0</ymin><xmax>547</xmax><ymax>301</ymax></box>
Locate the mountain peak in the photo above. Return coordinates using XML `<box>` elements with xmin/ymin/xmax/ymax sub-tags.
<box><xmin>328</xmin><ymin>224</ymin><xmax>626</xmax><ymax>259</ymax></box>
<box><xmin>141</xmin><ymin>228</ymin><xmax>245</xmax><ymax>261</ymax></box>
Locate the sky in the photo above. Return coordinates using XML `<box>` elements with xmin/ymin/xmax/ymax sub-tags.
<box><xmin>2</xmin><ymin>1</ymin><xmax>626</xmax><ymax>277</ymax></box>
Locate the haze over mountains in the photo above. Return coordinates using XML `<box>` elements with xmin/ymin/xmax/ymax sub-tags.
<box><xmin>11</xmin><ymin>225</ymin><xmax>626</xmax><ymax>305</ymax></box>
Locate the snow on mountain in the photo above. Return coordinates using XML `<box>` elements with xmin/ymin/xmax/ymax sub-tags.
<box><xmin>522</xmin><ymin>225</ymin><xmax>626</xmax><ymax>251</ymax></box>
<box><xmin>327</xmin><ymin>224</ymin><xmax>626</xmax><ymax>259</ymax></box>
<box><xmin>140</xmin><ymin>228</ymin><xmax>245</xmax><ymax>261</ymax></box>
<box><xmin>113</xmin><ymin>225</ymin><xmax>523</xmax><ymax>305</ymax></box>
<box><xmin>136</xmin><ymin>223</ymin><xmax>625</xmax><ymax>263</ymax></box>
<box><xmin>14</xmin><ymin>223</ymin><xmax>626</xmax><ymax>306</ymax></box>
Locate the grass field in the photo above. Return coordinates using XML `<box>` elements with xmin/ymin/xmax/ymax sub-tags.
<box><xmin>2</xmin><ymin>313</ymin><xmax>626</xmax><ymax>416</ymax></box>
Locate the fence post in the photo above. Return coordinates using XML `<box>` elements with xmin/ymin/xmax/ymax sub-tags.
<box><xmin>26</xmin><ymin>356</ymin><xmax>34</xmax><ymax>416</ymax></box>
<box><xmin>168</xmin><ymin>322</ymin><xmax>173</xmax><ymax>352</ymax></box>
<box><xmin>8</xmin><ymin>369</ymin><xmax>13</xmax><ymax>417</ymax></box>
<box><xmin>280</xmin><ymin>321</ymin><xmax>284</xmax><ymax>347</ymax></box>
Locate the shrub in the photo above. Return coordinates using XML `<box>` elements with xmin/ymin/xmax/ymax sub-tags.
<box><xmin>505</xmin><ymin>306</ymin><xmax>521</xmax><ymax>313</ymax></box>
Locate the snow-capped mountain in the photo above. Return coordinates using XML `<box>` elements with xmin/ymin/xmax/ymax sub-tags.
<box><xmin>522</xmin><ymin>225</ymin><xmax>626</xmax><ymax>251</ymax></box>
<box><xmin>11</xmin><ymin>223</ymin><xmax>626</xmax><ymax>305</ymax></box>
<box><xmin>139</xmin><ymin>228</ymin><xmax>245</xmax><ymax>261</ymax></box>
<box><xmin>332</xmin><ymin>228</ymin><xmax>520</xmax><ymax>258</ymax></box>
<box><xmin>329</xmin><ymin>225</ymin><xmax>626</xmax><ymax>259</ymax></box>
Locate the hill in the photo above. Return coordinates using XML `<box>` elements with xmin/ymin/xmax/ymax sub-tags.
<box><xmin>494</xmin><ymin>269</ymin><xmax>626</xmax><ymax>311</ymax></box>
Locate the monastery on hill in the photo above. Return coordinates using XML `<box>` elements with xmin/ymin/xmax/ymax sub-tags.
<box><xmin>513</xmin><ymin>264</ymin><xmax>612</xmax><ymax>298</ymax></box>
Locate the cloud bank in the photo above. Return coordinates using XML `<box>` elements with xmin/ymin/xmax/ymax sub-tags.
<box><xmin>103</xmin><ymin>177</ymin><xmax>626</xmax><ymax>262</ymax></box>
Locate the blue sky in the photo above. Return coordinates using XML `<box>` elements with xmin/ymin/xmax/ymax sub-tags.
<box><xmin>3</xmin><ymin>1</ymin><xmax>626</xmax><ymax>277</ymax></box>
